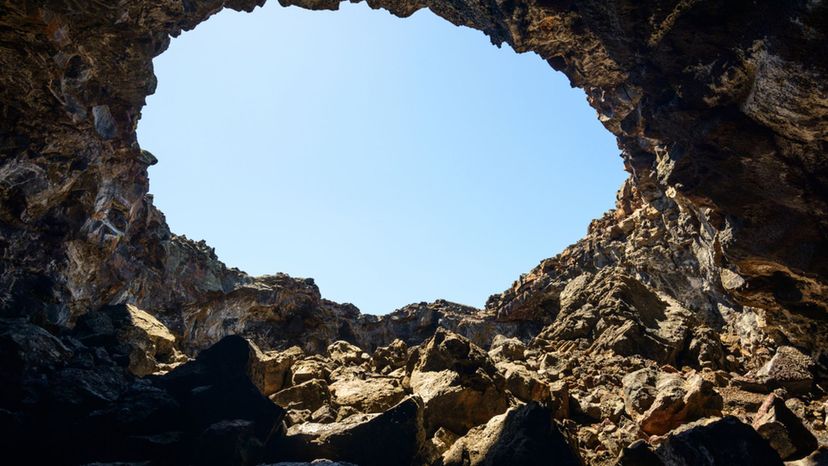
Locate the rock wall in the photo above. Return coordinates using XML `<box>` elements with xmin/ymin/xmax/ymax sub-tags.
<box><xmin>2</xmin><ymin>0</ymin><xmax>825</xmax><ymax>363</ymax></box>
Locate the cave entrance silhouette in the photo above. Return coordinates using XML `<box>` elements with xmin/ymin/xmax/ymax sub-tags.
<box><xmin>137</xmin><ymin>1</ymin><xmax>627</xmax><ymax>314</ymax></box>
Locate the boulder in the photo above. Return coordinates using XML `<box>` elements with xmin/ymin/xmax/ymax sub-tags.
<box><xmin>488</xmin><ymin>335</ymin><xmax>526</xmax><ymax>361</ymax></box>
<box><xmin>442</xmin><ymin>403</ymin><xmax>580</xmax><ymax>466</ymax></box>
<box><xmin>409</xmin><ymin>369</ymin><xmax>509</xmax><ymax>435</ymax></box>
<box><xmin>327</xmin><ymin>340</ymin><xmax>369</xmax><ymax>366</ymax></box>
<box><xmin>637</xmin><ymin>372</ymin><xmax>722</xmax><ymax>436</ymax></box>
<box><xmin>371</xmin><ymin>339</ymin><xmax>408</xmax><ymax>374</ymax></box>
<box><xmin>751</xmin><ymin>393</ymin><xmax>818</xmax><ymax>460</ymax></box>
<box><xmin>74</xmin><ymin>304</ymin><xmax>185</xmax><ymax>376</ymax></box>
<box><xmin>407</xmin><ymin>329</ymin><xmax>510</xmax><ymax>435</ymax></box>
<box><xmin>274</xmin><ymin>396</ymin><xmax>425</xmax><ymax>466</ymax></box>
<box><xmin>329</xmin><ymin>375</ymin><xmax>406</xmax><ymax>413</ymax></box>
<box><xmin>497</xmin><ymin>361</ymin><xmax>550</xmax><ymax>403</ymax></box>
<box><xmin>249</xmin><ymin>344</ymin><xmax>304</xmax><ymax>396</ymax></box>
<box><xmin>291</xmin><ymin>359</ymin><xmax>331</xmax><ymax>385</ymax></box>
<box><xmin>428</xmin><ymin>427</ymin><xmax>460</xmax><ymax>460</ymax></box>
<box><xmin>755</xmin><ymin>346</ymin><xmax>814</xmax><ymax>394</ymax></box>
<box><xmin>615</xmin><ymin>439</ymin><xmax>664</xmax><ymax>466</ymax></box>
<box><xmin>786</xmin><ymin>446</ymin><xmax>828</xmax><ymax>466</ymax></box>
<box><xmin>157</xmin><ymin>335</ymin><xmax>286</xmax><ymax>440</ymax></box>
<box><xmin>269</xmin><ymin>379</ymin><xmax>330</xmax><ymax>412</ymax></box>
<box><xmin>548</xmin><ymin>380</ymin><xmax>570</xmax><ymax>420</ymax></box>
<box><xmin>655</xmin><ymin>417</ymin><xmax>783</xmax><ymax>466</ymax></box>
<box><xmin>310</xmin><ymin>404</ymin><xmax>337</xmax><ymax>423</ymax></box>
<box><xmin>622</xmin><ymin>367</ymin><xmax>658</xmax><ymax>418</ymax></box>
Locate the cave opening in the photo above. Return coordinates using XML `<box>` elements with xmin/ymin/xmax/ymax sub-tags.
<box><xmin>137</xmin><ymin>1</ymin><xmax>626</xmax><ymax>315</ymax></box>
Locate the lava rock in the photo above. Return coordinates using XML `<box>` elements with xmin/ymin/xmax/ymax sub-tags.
<box><xmin>755</xmin><ymin>346</ymin><xmax>814</xmax><ymax>395</ymax></box>
<box><xmin>655</xmin><ymin>417</ymin><xmax>783</xmax><ymax>466</ymax></box>
<box><xmin>407</xmin><ymin>329</ymin><xmax>510</xmax><ymax>435</ymax></box>
<box><xmin>442</xmin><ymin>402</ymin><xmax>580</xmax><ymax>466</ymax></box>
<box><xmin>274</xmin><ymin>396</ymin><xmax>425</xmax><ymax>466</ymax></box>
<box><xmin>751</xmin><ymin>393</ymin><xmax>818</xmax><ymax>460</ymax></box>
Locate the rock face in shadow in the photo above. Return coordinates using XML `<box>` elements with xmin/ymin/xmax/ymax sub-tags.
<box><xmin>274</xmin><ymin>396</ymin><xmax>426</xmax><ymax>466</ymax></box>
<box><xmin>1</xmin><ymin>0</ymin><xmax>827</xmax><ymax>465</ymax></box>
<box><xmin>0</xmin><ymin>322</ymin><xmax>285</xmax><ymax>465</ymax></box>
<box><xmin>442</xmin><ymin>403</ymin><xmax>580</xmax><ymax>466</ymax></box>
<box><xmin>655</xmin><ymin>417</ymin><xmax>784</xmax><ymax>466</ymax></box>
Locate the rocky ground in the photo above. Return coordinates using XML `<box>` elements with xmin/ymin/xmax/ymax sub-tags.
<box><xmin>1</xmin><ymin>0</ymin><xmax>827</xmax><ymax>465</ymax></box>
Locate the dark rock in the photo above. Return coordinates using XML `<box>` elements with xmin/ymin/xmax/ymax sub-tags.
<box><xmin>443</xmin><ymin>403</ymin><xmax>580</xmax><ymax>466</ymax></box>
<box><xmin>273</xmin><ymin>396</ymin><xmax>425</xmax><ymax>466</ymax></box>
<box><xmin>92</xmin><ymin>104</ymin><xmax>117</xmax><ymax>139</ymax></box>
<box><xmin>752</xmin><ymin>393</ymin><xmax>818</xmax><ymax>460</ymax></box>
<box><xmin>158</xmin><ymin>335</ymin><xmax>286</xmax><ymax>439</ymax></box>
<box><xmin>2</xmin><ymin>1</ymin><xmax>828</xmax><ymax>465</ymax></box>
<box><xmin>615</xmin><ymin>439</ymin><xmax>664</xmax><ymax>466</ymax></box>
<box><xmin>193</xmin><ymin>419</ymin><xmax>264</xmax><ymax>466</ymax></box>
<box><xmin>655</xmin><ymin>417</ymin><xmax>783</xmax><ymax>466</ymax></box>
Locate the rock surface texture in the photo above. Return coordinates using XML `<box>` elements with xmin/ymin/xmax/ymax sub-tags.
<box><xmin>1</xmin><ymin>0</ymin><xmax>827</xmax><ymax>465</ymax></box>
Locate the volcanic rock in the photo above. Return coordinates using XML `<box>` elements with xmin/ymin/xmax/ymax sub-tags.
<box><xmin>636</xmin><ymin>371</ymin><xmax>723</xmax><ymax>436</ymax></box>
<box><xmin>291</xmin><ymin>358</ymin><xmax>332</xmax><ymax>385</ymax></box>
<box><xmin>442</xmin><ymin>403</ymin><xmax>580</xmax><ymax>466</ymax></box>
<box><xmin>751</xmin><ymin>393</ymin><xmax>818</xmax><ymax>460</ymax></box>
<box><xmin>2</xmin><ymin>0</ymin><xmax>828</xmax><ymax>465</ymax></box>
<box><xmin>371</xmin><ymin>338</ymin><xmax>409</xmax><ymax>374</ymax></box>
<box><xmin>269</xmin><ymin>379</ymin><xmax>330</xmax><ymax>412</ymax></box>
<box><xmin>407</xmin><ymin>329</ymin><xmax>510</xmax><ymax>435</ymax></box>
<box><xmin>275</xmin><ymin>396</ymin><xmax>426</xmax><ymax>466</ymax></box>
<box><xmin>655</xmin><ymin>417</ymin><xmax>783</xmax><ymax>466</ymax></box>
<box><xmin>249</xmin><ymin>344</ymin><xmax>304</xmax><ymax>396</ymax></box>
<box><xmin>755</xmin><ymin>346</ymin><xmax>815</xmax><ymax>395</ymax></box>
<box><xmin>329</xmin><ymin>375</ymin><xmax>406</xmax><ymax>413</ymax></box>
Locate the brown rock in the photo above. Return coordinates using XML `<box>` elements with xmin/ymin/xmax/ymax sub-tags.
<box><xmin>310</xmin><ymin>404</ymin><xmax>337</xmax><ymax>423</ymax></box>
<box><xmin>408</xmin><ymin>329</ymin><xmax>510</xmax><ymax>435</ymax></box>
<box><xmin>291</xmin><ymin>359</ymin><xmax>331</xmax><ymax>385</ymax></box>
<box><xmin>277</xmin><ymin>396</ymin><xmax>426</xmax><ymax>466</ymax></box>
<box><xmin>249</xmin><ymin>344</ymin><xmax>303</xmax><ymax>396</ymax></box>
<box><xmin>755</xmin><ymin>346</ymin><xmax>814</xmax><ymax>395</ymax></box>
<box><xmin>429</xmin><ymin>427</ymin><xmax>460</xmax><ymax>458</ymax></box>
<box><xmin>622</xmin><ymin>367</ymin><xmax>658</xmax><ymax>418</ymax></box>
<box><xmin>549</xmin><ymin>380</ymin><xmax>570</xmax><ymax>420</ymax></box>
<box><xmin>327</xmin><ymin>341</ymin><xmax>369</xmax><ymax>367</ymax></box>
<box><xmin>442</xmin><ymin>403</ymin><xmax>580</xmax><ymax>466</ymax></box>
<box><xmin>639</xmin><ymin>372</ymin><xmax>723</xmax><ymax>436</ymax></box>
<box><xmin>497</xmin><ymin>361</ymin><xmax>550</xmax><ymax>403</ymax></box>
<box><xmin>371</xmin><ymin>338</ymin><xmax>408</xmax><ymax>374</ymax></box>
<box><xmin>329</xmin><ymin>376</ymin><xmax>406</xmax><ymax>413</ymax></box>
<box><xmin>488</xmin><ymin>335</ymin><xmax>526</xmax><ymax>361</ymax></box>
<box><xmin>269</xmin><ymin>379</ymin><xmax>330</xmax><ymax>412</ymax></box>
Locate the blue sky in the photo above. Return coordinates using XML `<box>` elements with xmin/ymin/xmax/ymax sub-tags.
<box><xmin>137</xmin><ymin>2</ymin><xmax>626</xmax><ymax>315</ymax></box>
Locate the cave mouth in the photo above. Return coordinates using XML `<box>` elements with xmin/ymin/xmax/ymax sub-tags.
<box><xmin>137</xmin><ymin>1</ymin><xmax>626</xmax><ymax>315</ymax></box>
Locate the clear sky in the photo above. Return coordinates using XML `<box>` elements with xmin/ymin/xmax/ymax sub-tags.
<box><xmin>137</xmin><ymin>1</ymin><xmax>626</xmax><ymax>315</ymax></box>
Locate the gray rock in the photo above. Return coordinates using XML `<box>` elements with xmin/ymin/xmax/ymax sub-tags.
<box><xmin>92</xmin><ymin>105</ymin><xmax>117</xmax><ymax>139</ymax></box>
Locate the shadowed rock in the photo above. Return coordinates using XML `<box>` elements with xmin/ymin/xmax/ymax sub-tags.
<box><xmin>655</xmin><ymin>417</ymin><xmax>783</xmax><ymax>466</ymax></box>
